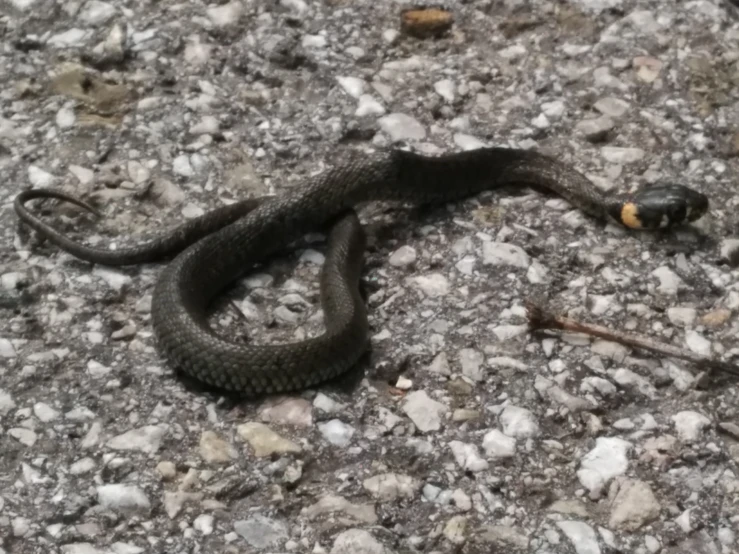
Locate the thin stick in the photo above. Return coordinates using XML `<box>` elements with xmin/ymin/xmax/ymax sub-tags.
<box><xmin>525</xmin><ymin>301</ymin><xmax>739</xmax><ymax>378</ymax></box>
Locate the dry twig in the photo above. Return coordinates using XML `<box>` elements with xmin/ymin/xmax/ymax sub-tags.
<box><xmin>525</xmin><ymin>301</ymin><xmax>739</xmax><ymax>378</ymax></box>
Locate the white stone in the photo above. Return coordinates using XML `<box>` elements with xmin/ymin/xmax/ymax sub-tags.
<box><xmin>0</xmin><ymin>339</ymin><xmax>16</xmax><ymax>359</ymax></box>
<box><xmin>671</xmin><ymin>411</ymin><xmax>710</xmax><ymax>442</ymax></box>
<box><xmin>0</xmin><ymin>388</ymin><xmax>15</xmax><ymax>414</ymax></box>
<box><xmin>449</xmin><ymin>441</ymin><xmax>489</xmax><ymax>472</ymax></box>
<box><xmin>234</xmin><ymin>515</ymin><xmax>288</xmax><ymax>549</ymax></box>
<box><xmin>69</xmin><ymin>165</ymin><xmax>94</xmax><ymax>185</ymax></box>
<box><xmin>482</xmin><ymin>430</ymin><xmax>516</xmax><ymax>459</ymax></box>
<box><xmin>601</xmin><ymin>146</ymin><xmax>645</xmax><ymax>164</ymax></box>
<box><xmin>330</xmin><ymin>529</ymin><xmax>386</xmax><ymax>554</ymax></box>
<box><xmin>9</xmin><ymin>428</ymin><xmax>37</xmax><ymax>446</ymax></box>
<box><xmin>456</xmin><ymin>255</ymin><xmax>476</xmax><ymax>275</ymax></box>
<box><xmin>434</xmin><ymin>79</ymin><xmax>455</xmax><ymax>102</ymax></box>
<box><xmin>610</xmin><ymin>368</ymin><xmax>656</xmax><ymax>398</ymax></box>
<box><xmin>190</xmin><ymin>116</ymin><xmax>220</xmax><ymax>135</ymax></box>
<box><xmin>427</xmin><ymin>352</ymin><xmax>451</xmax><ymax>375</ymax></box>
<box><xmin>302</xmin><ymin>34</ymin><xmax>327</xmax><ymax>48</ymax></box>
<box><xmin>336</xmin><ymin>76</ymin><xmax>365</xmax><ymax>98</ymax></box>
<box><xmin>499</xmin><ymin>406</ymin><xmax>540</xmax><ymax>438</ymax></box>
<box><xmin>378</xmin><ymin>113</ymin><xmax>426</xmax><ymax>142</ymax></box>
<box><xmin>666</xmin><ymin>307</ymin><xmax>696</xmax><ymax>326</ymax></box>
<box><xmin>193</xmin><ymin>514</ymin><xmax>214</xmax><ymax>535</ymax></box>
<box><xmin>532</xmin><ymin>113</ymin><xmax>550</xmax><ymax>129</ymax></box>
<box><xmin>557</xmin><ymin>520</ymin><xmax>601</xmax><ymax>554</ymax></box>
<box><xmin>581</xmin><ymin>377</ymin><xmax>617</xmax><ymax>397</ymax></box>
<box><xmin>206</xmin><ymin>1</ymin><xmax>243</xmax><ymax>27</ymax></box>
<box><xmin>720</xmin><ymin>239</ymin><xmax>739</xmax><ymax>262</ymax></box>
<box><xmin>577</xmin><ymin>437</ymin><xmax>632</xmax><ymax>494</ymax></box>
<box><xmin>453</xmin><ymin>133</ymin><xmax>488</xmax><ymax>150</ymax></box>
<box><xmin>652</xmin><ymin>266</ymin><xmax>682</xmax><ymax>296</ymax></box>
<box><xmin>363</xmin><ymin>473</ymin><xmax>418</xmax><ymax>501</ymax></box>
<box><xmin>280</xmin><ymin>0</ymin><xmax>307</xmax><ymax>14</ymax></box>
<box><xmin>107</xmin><ymin>425</ymin><xmax>167</xmax><ymax>454</ymax></box>
<box><xmin>97</xmin><ymin>484</ymin><xmax>151</xmax><ymax>513</ymax></box>
<box><xmin>61</xmin><ymin>544</ymin><xmax>108</xmax><ymax>554</ymax></box>
<box><xmin>33</xmin><ymin>402</ymin><xmax>60</xmax><ymax>422</ymax></box>
<box><xmin>675</xmin><ymin>508</ymin><xmax>692</xmax><ymax>532</ymax></box>
<box><xmin>70</xmin><ymin>457</ymin><xmax>97</xmax><ymax>475</ymax></box>
<box><xmin>594</xmin><ymin>97</ymin><xmax>630</xmax><ymax>117</ymax></box>
<box><xmin>56</xmin><ymin>107</ymin><xmax>76</xmax><ymax>129</ymax></box>
<box><xmin>458</xmin><ymin>348</ymin><xmax>484</xmax><ymax>381</ymax></box>
<box><xmin>609</xmin><ymin>479</ymin><xmax>661</xmax><ymax>531</ymax></box>
<box><xmin>576</xmin><ymin>116</ymin><xmax>614</xmax><ymax>141</ymax></box>
<box><xmin>172</xmin><ymin>155</ymin><xmax>194</xmax><ymax>177</ymax></box>
<box><xmin>482</xmin><ymin>242</ymin><xmax>530</xmax><ymax>268</ymax></box>
<box><xmin>127</xmin><ymin>161</ymin><xmax>150</xmax><ymax>184</ymax></box>
<box><xmin>355</xmin><ymin>95</ymin><xmax>385</xmax><ymax>117</ymax></box>
<box><xmin>527</xmin><ymin>260</ymin><xmax>549</xmax><ymax>283</ymax></box>
<box><xmin>593</xmin><ymin>66</ymin><xmax>625</xmax><ymax>89</ymax></box>
<box><xmin>313</xmin><ymin>393</ymin><xmax>345</xmax><ymax>413</ymax></box>
<box><xmin>685</xmin><ymin>331</ymin><xmax>711</xmax><ymax>356</ymax></box>
<box><xmin>92</xmin><ymin>267</ymin><xmax>131</xmax><ymax>291</ymax></box>
<box><xmin>541</xmin><ymin>100</ymin><xmax>566</xmax><ymax>118</ymax></box>
<box><xmin>499</xmin><ymin>44</ymin><xmax>527</xmax><ymax>60</ymax></box>
<box><xmin>49</xmin><ymin>29</ymin><xmax>90</xmax><ymax>47</ymax></box>
<box><xmin>407</xmin><ymin>273</ymin><xmax>449</xmax><ymax>297</ymax></box>
<box><xmin>28</xmin><ymin>165</ymin><xmax>56</xmax><ymax>188</ymax></box>
<box><xmin>80</xmin><ymin>1</ymin><xmax>117</xmax><ymax>25</ymax></box>
<box><xmin>402</xmin><ymin>391</ymin><xmax>447</xmax><ymax>432</ymax></box>
<box><xmin>9</xmin><ymin>0</ymin><xmax>38</xmax><ymax>10</ymax></box>
<box><xmin>389</xmin><ymin>245</ymin><xmax>416</xmax><ymax>267</ymax></box>
<box><xmin>318</xmin><ymin>419</ymin><xmax>355</xmax><ymax>447</ymax></box>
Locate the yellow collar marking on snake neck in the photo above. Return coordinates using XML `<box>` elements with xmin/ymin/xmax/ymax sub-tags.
<box><xmin>619</xmin><ymin>202</ymin><xmax>643</xmax><ymax>229</ymax></box>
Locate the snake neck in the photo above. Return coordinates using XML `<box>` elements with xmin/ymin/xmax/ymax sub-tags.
<box><xmin>384</xmin><ymin>148</ymin><xmax>609</xmax><ymax>220</ymax></box>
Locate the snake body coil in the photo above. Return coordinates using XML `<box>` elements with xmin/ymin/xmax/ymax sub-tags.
<box><xmin>14</xmin><ymin>147</ymin><xmax>709</xmax><ymax>395</ymax></box>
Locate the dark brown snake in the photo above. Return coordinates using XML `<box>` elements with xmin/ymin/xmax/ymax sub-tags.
<box><xmin>14</xmin><ymin>147</ymin><xmax>709</xmax><ymax>396</ymax></box>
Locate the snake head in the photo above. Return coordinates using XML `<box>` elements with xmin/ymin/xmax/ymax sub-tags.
<box><xmin>610</xmin><ymin>184</ymin><xmax>709</xmax><ymax>230</ymax></box>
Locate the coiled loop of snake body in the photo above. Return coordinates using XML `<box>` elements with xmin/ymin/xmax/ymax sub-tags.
<box><xmin>14</xmin><ymin>147</ymin><xmax>709</xmax><ymax>395</ymax></box>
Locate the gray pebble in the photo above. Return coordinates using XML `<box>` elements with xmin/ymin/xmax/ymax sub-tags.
<box><xmin>671</xmin><ymin>411</ymin><xmax>710</xmax><ymax>443</ymax></box>
<box><xmin>601</xmin><ymin>146</ymin><xmax>645</xmax><ymax>164</ymax></box>
<box><xmin>609</xmin><ymin>479</ymin><xmax>661</xmax><ymax>531</ymax></box>
<box><xmin>233</xmin><ymin>515</ymin><xmax>288</xmax><ymax>549</ymax></box>
<box><xmin>389</xmin><ymin>245</ymin><xmax>417</xmax><ymax>267</ymax></box>
<box><xmin>363</xmin><ymin>473</ymin><xmax>419</xmax><ymax>501</ymax></box>
<box><xmin>97</xmin><ymin>484</ymin><xmax>151</xmax><ymax>513</ymax></box>
<box><xmin>576</xmin><ymin>116</ymin><xmax>614</xmax><ymax>142</ymax></box>
<box><xmin>206</xmin><ymin>1</ymin><xmax>242</xmax><ymax>27</ymax></box>
<box><xmin>594</xmin><ymin>97</ymin><xmax>630</xmax><ymax>117</ymax></box>
<box><xmin>482</xmin><ymin>242</ymin><xmax>531</xmax><ymax>268</ymax></box>
<box><xmin>79</xmin><ymin>1</ymin><xmax>117</xmax><ymax>25</ymax></box>
<box><xmin>330</xmin><ymin>529</ymin><xmax>390</xmax><ymax>554</ymax></box>
<box><xmin>402</xmin><ymin>391</ymin><xmax>447</xmax><ymax>432</ymax></box>
<box><xmin>107</xmin><ymin>425</ymin><xmax>167</xmax><ymax>454</ymax></box>
<box><xmin>498</xmin><ymin>405</ymin><xmax>540</xmax><ymax>438</ymax></box>
<box><xmin>407</xmin><ymin>273</ymin><xmax>449</xmax><ymax>297</ymax></box>
<box><xmin>378</xmin><ymin>113</ymin><xmax>426</xmax><ymax>142</ymax></box>
<box><xmin>577</xmin><ymin>436</ymin><xmax>632</xmax><ymax>495</ymax></box>
<box><xmin>556</xmin><ymin>520</ymin><xmax>601</xmax><ymax>554</ymax></box>
<box><xmin>318</xmin><ymin>419</ymin><xmax>355</xmax><ymax>447</ymax></box>
<box><xmin>449</xmin><ymin>441</ymin><xmax>488</xmax><ymax>472</ymax></box>
<box><xmin>482</xmin><ymin>429</ymin><xmax>516</xmax><ymax>459</ymax></box>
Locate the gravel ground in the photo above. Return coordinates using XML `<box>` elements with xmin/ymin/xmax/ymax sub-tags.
<box><xmin>2</xmin><ymin>0</ymin><xmax>739</xmax><ymax>553</ymax></box>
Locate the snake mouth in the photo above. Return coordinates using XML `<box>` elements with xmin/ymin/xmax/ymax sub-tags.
<box><xmin>684</xmin><ymin>189</ymin><xmax>709</xmax><ymax>222</ymax></box>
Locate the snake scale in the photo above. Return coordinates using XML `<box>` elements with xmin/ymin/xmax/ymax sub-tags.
<box><xmin>14</xmin><ymin>147</ymin><xmax>709</xmax><ymax>396</ymax></box>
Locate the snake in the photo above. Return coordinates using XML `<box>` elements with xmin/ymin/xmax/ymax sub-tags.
<box><xmin>13</xmin><ymin>146</ymin><xmax>709</xmax><ymax>396</ymax></box>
